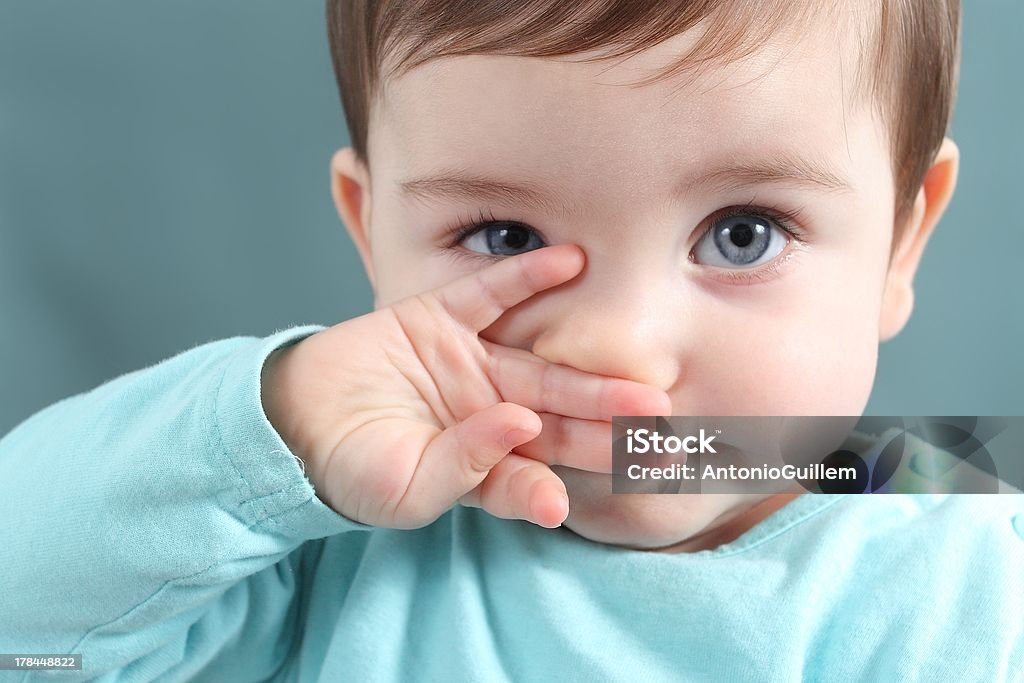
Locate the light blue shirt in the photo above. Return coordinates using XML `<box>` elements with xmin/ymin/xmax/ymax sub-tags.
<box><xmin>1</xmin><ymin>325</ymin><xmax>1022</xmax><ymax>682</ymax></box>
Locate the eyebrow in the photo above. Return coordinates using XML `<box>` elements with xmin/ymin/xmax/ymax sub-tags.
<box><xmin>691</xmin><ymin>153</ymin><xmax>853</xmax><ymax>196</ymax></box>
<box><xmin>398</xmin><ymin>172</ymin><xmax>578</xmax><ymax>219</ymax></box>
<box><xmin>398</xmin><ymin>153</ymin><xmax>852</xmax><ymax>217</ymax></box>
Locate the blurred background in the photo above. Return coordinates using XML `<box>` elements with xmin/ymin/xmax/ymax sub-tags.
<box><xmin>1</xmin><ymin>1</ymin><xmax>1021</xmax><ymax>436</ymax></box>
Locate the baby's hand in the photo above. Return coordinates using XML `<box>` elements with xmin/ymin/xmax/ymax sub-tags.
<box><xmin>261</xmin><ymin>244</ymin><xmax>671</xmax><ymax>529</ymax></box>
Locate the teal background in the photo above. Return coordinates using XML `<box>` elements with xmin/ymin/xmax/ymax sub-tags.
<box><xmin>1</xmin><ymin>1</ymin><xmax>1021</xmax><ymax>436</ymax></box>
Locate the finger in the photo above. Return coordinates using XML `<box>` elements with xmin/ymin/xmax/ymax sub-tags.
<box><xmin>513</xmin><ymin>413</ymin><xmax>615</xmax><ymax>474</ymax></box>
<box><xmin>483</xmin><ymin>339</ymin><xmax>673</xmax><ymax>421</ymax></box>
<box><xmin>475</xmin><ymin>453</ymin><xmax>569</xmax><ymax>528</ymax></box>
<box><xmin>429</xmin><ymin>244</ymin><xmax>585</xmax><ymax>333</ymax></box>
<box><xmin>458</xmin><ymin>485</ymin><xmax>484</xmax><ymax>509</ymax></box>
<box><xmin>400</xmin><ymin>402</ymin><xmax>542</xmax><ymax>525</ymax></box>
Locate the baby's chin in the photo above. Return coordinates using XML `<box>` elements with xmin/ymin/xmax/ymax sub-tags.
<box><xmin>553</xmin><ymin>466</ymin><xmax>793</xmax><ymax>551</ymax></box>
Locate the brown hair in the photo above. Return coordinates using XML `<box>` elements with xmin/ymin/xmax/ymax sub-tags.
<box><xmin>326</xmin><ymin>0</ymin><xmax>960</xmax><ymax>241</ymax></box>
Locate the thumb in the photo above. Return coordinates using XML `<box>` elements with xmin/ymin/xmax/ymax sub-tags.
<box><xmin>398</xmin><ymin>402</ymin><xmax>542</xmax><ymax>526</ymax></box>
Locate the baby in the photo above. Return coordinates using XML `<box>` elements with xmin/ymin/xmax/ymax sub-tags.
<box><xmin>3</xmin><ymin>0</ymin><xmax>1022</xmax><ymax>681</ymax></box>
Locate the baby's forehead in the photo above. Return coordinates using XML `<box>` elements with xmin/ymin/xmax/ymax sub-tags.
<box><xmin>376</xmin><ymin>13</ymin><xmax>875</xmax><ymax>162</ymax></box>
<box><xmin>375</xmin><ymin>7</ymin><xmax>880</xmax><ymax>166</ymax></box>
<box><xmin>376</xmin><ymin>0</ymin><xmax>877</xmax><ymax>120</ymax></box>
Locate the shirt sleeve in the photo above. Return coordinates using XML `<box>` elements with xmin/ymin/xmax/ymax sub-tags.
<box><xmin>0</xmin><ymin>324</ymin><xmax>373</xmax><ymax>681</ymax></box>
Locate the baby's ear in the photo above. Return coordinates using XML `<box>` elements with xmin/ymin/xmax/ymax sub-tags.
<box><xmin>331</xmin><ymin>147</ymin><xmax>376</xmax><ymax>292</ymax></box>
<box><xmin>879</xmin><ymin>137</ymin><xmax>960</xmax><ymax>341</ymax></box>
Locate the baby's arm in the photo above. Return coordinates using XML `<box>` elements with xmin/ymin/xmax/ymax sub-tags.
<box><xmin>0</xmin><ymin>245</ymin><xmax>668</xmax><ymax>680</ymax></box>
<box><xmin>0</xmin><ymin>325</ymin><xmax>369</xmax><ymax>681</ymax></box>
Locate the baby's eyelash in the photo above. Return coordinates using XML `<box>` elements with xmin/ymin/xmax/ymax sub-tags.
<box><xmin>442</xmin><ymin>208</ymin><xmax>522</xmax><ymax>247</ymax></box>
<box><xmin>700</xmin><ymin>200</ymin><xmax>811</xmax><ymax>242</ymax></box>
<box><xmin>440</xmin><ymin>207</ymin><xmax>539</xmax><ymax>263</ymax></box>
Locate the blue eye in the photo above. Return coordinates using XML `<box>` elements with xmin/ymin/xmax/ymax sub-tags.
<box><xmin>459</xmin><ymin>221</ymin><xmax>547</xmax><ymax>257</ymax></box>
<box><xmin>692</xmin><ymin>212</ymin><xmax>788</xmax><ymax>269</ymax></box>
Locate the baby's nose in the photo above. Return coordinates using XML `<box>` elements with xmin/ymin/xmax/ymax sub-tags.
<box><xmin>528</xmin><ymin>281</ymin><xmax>681</xmax><ymax>392</ymax></box>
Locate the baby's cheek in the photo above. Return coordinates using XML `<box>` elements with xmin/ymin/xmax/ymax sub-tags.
<box><xmin>766</xmin><ymin>327</ymin><xmax>877</xmax><ymax>415</ymax></box>
<box><xmin>749</xmin><ymin>307</ymin><xmax>876</xmax><ymax>413</ymax></box>
<box><xmin>696</xmin><ymin>298</ymin><xmax>879</xmax><ymax>416</ymax></box>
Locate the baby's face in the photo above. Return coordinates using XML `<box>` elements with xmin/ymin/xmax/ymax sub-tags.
<box><xmin>357</xmin><ymin>16</ymin><xmax>898</xmax><ymax>549</ymax></box>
